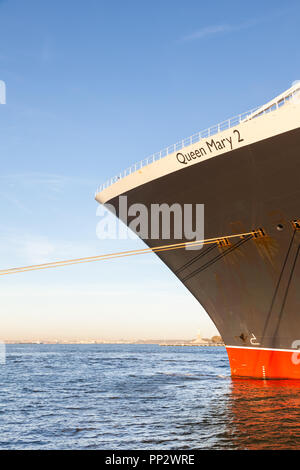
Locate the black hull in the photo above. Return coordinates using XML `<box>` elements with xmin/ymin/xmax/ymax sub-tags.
<box><xmin>107</xmin><ymin>127</ymin><xmax>300</xmax><ymax>377</ymax></box>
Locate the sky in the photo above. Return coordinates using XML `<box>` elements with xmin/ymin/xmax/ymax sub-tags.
<box><xmin>0</xmin><ymin>0</ymin><xmax>300</xmax><ymax>341</ymax></box>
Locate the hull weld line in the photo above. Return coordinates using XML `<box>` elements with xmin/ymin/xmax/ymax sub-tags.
<box><xmin>261</xmin><ymin>229</ymin><xmax>297</xmax><ymax>341</ymax></box>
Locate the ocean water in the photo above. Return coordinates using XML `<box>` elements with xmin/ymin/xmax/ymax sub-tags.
<box><xmin>0</xmin><ymin>343</ymin><xmax>300</xmax><ymax>450</ymax></box>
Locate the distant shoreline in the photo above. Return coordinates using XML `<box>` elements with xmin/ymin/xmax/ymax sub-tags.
<box><xmin>3</xmin><ymin>340</ymin><xmax>224</xmax><ymax>346</ymax></box>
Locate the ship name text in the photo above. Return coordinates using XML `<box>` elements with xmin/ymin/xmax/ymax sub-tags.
<box><xmin>176</xmin><ymin>129</ymin><xmax>244</xmax><ymax>165</ymax></box>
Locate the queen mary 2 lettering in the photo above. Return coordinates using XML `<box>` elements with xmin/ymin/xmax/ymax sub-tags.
<box><xmin>95</xmin><ymin>83</ymin><xmax>300</xmax><ymax>379</ymax></box>
<box><xmin>176</xmin><ymin>132</ymin><xmax>238</xmax><ymax>165</ymax></box>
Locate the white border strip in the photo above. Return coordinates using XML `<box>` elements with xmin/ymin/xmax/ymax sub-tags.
<box><xmin>226</xmin><ymin>345</ymin><xmax>299</xmax><ymax>353</ymax></box>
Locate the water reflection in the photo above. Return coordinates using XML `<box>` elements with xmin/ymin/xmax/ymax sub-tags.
<box><xmin>225</xmin><ymin>379</ymin><xmax>300</xmax><ymax>449</ymax></box>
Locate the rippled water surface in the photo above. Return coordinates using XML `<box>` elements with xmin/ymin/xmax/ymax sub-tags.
<box><xmin>0</xmin><ymin>344</ymin><xmax>300</xmax><ymax>449</ymax></box>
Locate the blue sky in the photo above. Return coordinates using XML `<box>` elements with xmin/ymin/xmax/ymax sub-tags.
<box><xmin>0</xmin><ymin>0</ymin><xmax>299</xmax><ymax>341</ymax></box>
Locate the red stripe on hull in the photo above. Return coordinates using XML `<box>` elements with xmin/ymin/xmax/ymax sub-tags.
<box><xmin>226</xmin><ymin>347</ymin><xmax>300</xmax><ymax>379</ymax></box>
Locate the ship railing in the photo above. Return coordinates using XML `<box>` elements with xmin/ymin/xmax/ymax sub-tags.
<box><xmin>96</xmin><ymin>87</ymin><xmax>300</xmax><ymax>194</ymax></box>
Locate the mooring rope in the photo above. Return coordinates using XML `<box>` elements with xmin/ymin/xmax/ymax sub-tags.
<box><xmin>0</xmin><ymin>231</ymin><xmax>258</xmax><ymax>276</ymax></box>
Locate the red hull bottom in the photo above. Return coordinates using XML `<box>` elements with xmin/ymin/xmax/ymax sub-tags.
<box><xmin>226</xmin><ymin>346</ymin><xmax>300</xmax><ymax>379</ymax></box>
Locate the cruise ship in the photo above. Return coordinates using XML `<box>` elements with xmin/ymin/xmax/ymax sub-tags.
<box><xmin>95</xmin><ymin>83</ymin><xmax>300</xmax><ymax>379</ymax></box>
